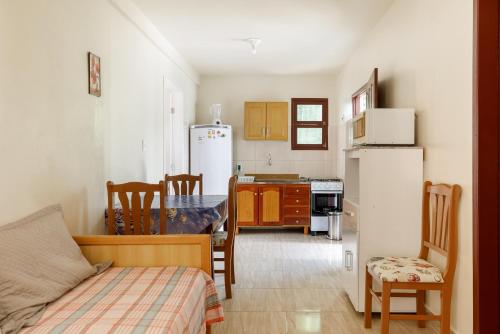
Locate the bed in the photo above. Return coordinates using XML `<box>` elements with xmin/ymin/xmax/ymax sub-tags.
<box><xmin>20</xmin><ymin>235</ymin><xmax>223</xmax><ymax>334</ymax></box>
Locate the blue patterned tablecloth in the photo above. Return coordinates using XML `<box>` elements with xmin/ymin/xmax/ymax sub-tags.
<box><xmin>105</xmin><ymin>195</ymin><xmax>228</xmax><ymax>234</ymax></box>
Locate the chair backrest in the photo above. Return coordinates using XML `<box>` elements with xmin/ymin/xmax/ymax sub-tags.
<box><xmin>107</xmin><ymin>181</ymin><xmax>166</xmax><ymax>235</ymax></box>
<box><xmin>224</xmin><ymin>175</ymin><xmax>237</xmax><ymax>251</ymax></box>
<box><xmin>165</xmin><ymin>174</ymin><xmax>203</xmax><ymax>195</ymax></box>
<box><xmin>419</xmin><ymin>181</ymin><xmax>462</xmax><ymax>281</ymax></box>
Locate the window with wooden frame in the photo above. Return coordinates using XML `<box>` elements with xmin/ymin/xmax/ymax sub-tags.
<box><xmin>291</xmin><ymin>98</ymin><xmax>328</xmax><ymax>150</ymax></box>
<box><xmin>352</xmin><ymin>68</ymin><xmax>378</xmax><ymax>118</ymax></box>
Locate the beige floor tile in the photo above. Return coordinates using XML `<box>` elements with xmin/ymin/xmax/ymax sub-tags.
<box><xmin>212</xmin><ymin>311</ymin><xmax>287</xmax><ymax>334</ymax></box>
<box><xmin>286</xmin><ymin>311</ymin><xmax>364</xmax><ymax>334</ymax></box>
<box><xmin>229</xmin><ymin>270</ymin><xmax>285</xmax><ymax>289</ymax></box>
<box><xmin>221</xmin><ymin>288</ymin><xmax>288</xmax><ymax>312</ymax></box>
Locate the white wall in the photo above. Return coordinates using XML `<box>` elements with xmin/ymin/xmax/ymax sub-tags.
<box><xmin>333</xmin><ymin>0</ymin><xmax>473</xmax><ymax>333</ymax></box>
<box><xmin>197</xmin><ymin>75</ymin><xmax>336</xmax><ymax>178</ymax></box>
<box><xmin>0</xmin><ymin>0</ymin><xmax>197</xmax><ymax>234</ymax></box>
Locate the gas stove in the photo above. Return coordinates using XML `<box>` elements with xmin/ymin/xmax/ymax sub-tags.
<box><xmin>307</xmin><ymin>177</ymin><xmax>344</xmax><ymax>235</ymax></box>
<box><xmin>308</xmin><ymin>177</ymin><xmax>343</xmax><ymax>192</ymax></box>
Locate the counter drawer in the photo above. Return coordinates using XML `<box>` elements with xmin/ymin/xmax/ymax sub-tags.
<box><xmin>283</xmin><ymin>207</ymin><xmax>310</xmax><ymax>217</ymax></box>
<box><xmin>284</xmin><ymin>217</ymin><xmax>310</xmax><ymax>226</ymax></box>
<box><xmin>284</xmin><ymin>196</ymin><xmax>310</xmax><ymax>206</ymax></box>
<box><xmin>285</xmin><ymin>185</ymin><xmax>310</xmax><ymax>196</ymax></box>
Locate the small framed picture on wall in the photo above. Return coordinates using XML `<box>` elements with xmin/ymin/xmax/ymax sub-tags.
<box><xmin>88</xmin><ymin>52</ymin><xmax>101</xmax><ymax>97</ymax></box>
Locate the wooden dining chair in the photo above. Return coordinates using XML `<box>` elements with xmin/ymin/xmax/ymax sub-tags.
<box><xmin>164</xmin><ymin>173</ymin><xmax>203</xmax><ymax>195</ymax></box>
<box><xmin>364</xmin><ymin>181</ymin><xmax>462</xmax><ymax>334</ymax></box>
<box><xmin>213</xmin><ymin>175</ymin><xmax>237</xmax><ymax>299</ymax></box>
<box><xmin>107</xmin><ymin>181</ymin><xmax>166</xmax><ymax>235</ymax></box>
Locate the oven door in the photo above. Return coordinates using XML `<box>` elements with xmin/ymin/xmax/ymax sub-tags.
<box><xmin>311</xmin><ymin>192</ymin><xmax>342</xmax><ymax>215</ymax></box>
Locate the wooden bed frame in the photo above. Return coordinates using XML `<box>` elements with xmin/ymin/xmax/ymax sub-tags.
<box><xmin>73</xmin><ymin>234</ymin><xmax>214</xmax><ymax>333</ymax></box>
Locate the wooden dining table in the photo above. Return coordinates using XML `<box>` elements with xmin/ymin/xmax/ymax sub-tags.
<box><xmin>105</xmin><ymin>195</ymin><xmax>228</xmax><ymax>234</ymax></box>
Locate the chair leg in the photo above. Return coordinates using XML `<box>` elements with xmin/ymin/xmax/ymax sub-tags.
<box><xmin>417</xmin><ymin>290</ymin><xmax>426</xmax><ymax>328</ymax></box>
<box><xmin>231</xmin><ymin>244</ymin><xmax>235</xmax><ymax>284</ymax></box>
<box><xmin>440</xmin><ymin>288</ymin><xmax>452</xmax><ymax>334</ymax></box>
<box><xmin>364</xmin><ymin>266</ymin><xmax>373</xmax><ymax>328</ymax></box>
<box><xmin>381</xmin><ymin>282</ymin><xmax>391</xmax><ymax>334</ymax></box>
<box><xmin>224</xmin><ymin>253</ymin><xmax>232</xmax><ymax>299</ymax></box>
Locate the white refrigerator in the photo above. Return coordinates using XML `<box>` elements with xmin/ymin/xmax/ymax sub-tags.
<box><xmin>189</xmin><ymin>125</ymin><xmax>232</xmax><ymax>195</ymax></box>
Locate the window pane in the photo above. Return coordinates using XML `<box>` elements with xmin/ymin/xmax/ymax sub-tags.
<box><xmin>297</xmin><ymin>104</ymin><xmax>323</xmax><ymax>121</ymax></box>
<box><xmin>297</xmin><ymin>128</ymin><xmax>322</xmax><ymax>145</ymax></box>
<box><xmin>359</xmin><ymin>92</ymin><xmax>367</xmax><ymax>112</ymax></box>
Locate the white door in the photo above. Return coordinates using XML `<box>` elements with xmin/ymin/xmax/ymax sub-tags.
<box><xmin>163</xmin><ymin>78</ymin><xmax>185</xmax><ymax>192</ymax></box>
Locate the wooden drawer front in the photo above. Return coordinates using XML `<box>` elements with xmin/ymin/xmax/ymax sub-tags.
<box><xmin>283</xmin><ymin>206</ymin><xmax>309</xmax><ymax>217</ymax></box>
<box><xmin>284</xmin><ymin>196</ymin><xmax>310</xmax><ymax>206</ymax></box>
<box><xmin>285</xmin><ymin>185</ymin><xmax>310</xmax><ymax>196</ymax></box>
<box><xmin>284</xmin><ymin>217</ymin><xmax>310</xmax><ymax>226</ymax></box>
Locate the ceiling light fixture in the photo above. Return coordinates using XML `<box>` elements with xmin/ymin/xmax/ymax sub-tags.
<box><xmin>243</xmin><ymin>38</ymin><xmax>261</xmax><ymax>55</ymax></box>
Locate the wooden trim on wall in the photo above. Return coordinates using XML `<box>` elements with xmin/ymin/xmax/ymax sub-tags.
<box><xmin>473</xmin><ymin>0</ymin><xmax>500</xmax><ymax>333</ymax></box>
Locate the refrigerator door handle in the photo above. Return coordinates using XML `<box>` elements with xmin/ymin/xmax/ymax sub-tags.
<box><xmin>345</xmin><ymin>250</ymin><xmax>353</xmax><ymax>271</ymax></box>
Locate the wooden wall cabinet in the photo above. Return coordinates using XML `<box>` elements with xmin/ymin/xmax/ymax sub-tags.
<box><xmin>244</xmin><ymin>102</ymin><xmax>288</xmax><ymax>141</ymax></box>
<box><xmin>236</xmin><ymin>183</ymin><xmax>310</xmax><ymax>234</ymax></box>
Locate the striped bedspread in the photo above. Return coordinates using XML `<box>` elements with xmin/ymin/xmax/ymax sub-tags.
<box><xmin>20</xmin><ymin>267</ymin><xmax>224</xmax><ymax>334</ymax></box>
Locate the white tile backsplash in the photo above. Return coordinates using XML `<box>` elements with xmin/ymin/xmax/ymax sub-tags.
<box><xmin>254</xmin><ymin>160</ymin><xmax>293</xmax><ymax>174</ymax></box>
<box><xmin>232</xmin><ymin>126</ymin><xmax>334</xmax><ymax>178</ymax></box>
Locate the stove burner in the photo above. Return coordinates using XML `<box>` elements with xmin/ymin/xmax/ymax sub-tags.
<box><xmin>307</xmin><ymin>177</ymin><xmax>343</xmax><ymax>182</ymax></box>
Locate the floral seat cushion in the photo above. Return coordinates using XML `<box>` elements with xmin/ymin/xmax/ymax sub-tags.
<box><xmin>212</xmin><ymin>231</ymin><xmax>227</xmax><ymax>247</ymax></box>
<box><xmin>367</xmin><ymin>256</ymin><xmax>444</xmax><ymax>283</ymax></box>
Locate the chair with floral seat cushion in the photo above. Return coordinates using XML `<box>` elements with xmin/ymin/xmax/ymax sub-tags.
<box><xmin>213</xmin><ymin>175</ymin><xmax>237</xmax><ymax>299</ymax></box>
<box><xmin>367</xmin><ymin>256</ymin><xmax>444</xmax><ymax>283</ymax></box>
<box><xmin>364</xmin><ymin>181</ymin><xmax>461</xmax><ymax>334</ymax></box>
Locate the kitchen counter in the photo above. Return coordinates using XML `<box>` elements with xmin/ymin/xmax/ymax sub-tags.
<box><xmin>236</xmin><ymin>181</ymin><xmax>311</xmax><ymax>234</ymax></box>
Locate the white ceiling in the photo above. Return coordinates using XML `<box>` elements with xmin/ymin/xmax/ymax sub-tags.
<box><xmin>132</xmin><ymin>0</ymin><xmax>394</xmax><ymax>76</ymax></box>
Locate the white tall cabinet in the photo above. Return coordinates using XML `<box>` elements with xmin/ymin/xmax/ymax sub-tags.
<box><xmin>341</xmin><ymin>147</ymin><xmax>423</xmax><ymax>312</ymax></box>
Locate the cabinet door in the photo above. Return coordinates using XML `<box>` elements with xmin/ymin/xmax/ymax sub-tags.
<box><xmin>236</xmin><ymin>185</ymin><xmax>259</xmax><ymax>226</ymax></box>
<box><xmin>259</xmin><ymin>185</ymin><xmax>283</xmax><ymax>225</ymax></box>
<box><xmin>266</xmin><ymin>102</ymin><xmax>288</xmax><ymax>140</ymax></box>
<box><xmin>244</xmin><ymin>102</ymin><xmax>267</xmax><ymax>140</ymax></box>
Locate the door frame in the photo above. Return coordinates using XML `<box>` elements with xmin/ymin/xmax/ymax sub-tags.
<box><xmin>473</xmin><ymin>0</ymin><xmax>500</xmax><ymax>332</ymax></box>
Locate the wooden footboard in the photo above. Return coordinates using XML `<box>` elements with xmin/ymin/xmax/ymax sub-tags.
<box><xmin>73</xmin><ymin>235</ymin><xmax>212</xmax><ymax>275</ymax></box>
